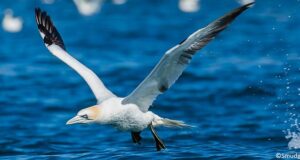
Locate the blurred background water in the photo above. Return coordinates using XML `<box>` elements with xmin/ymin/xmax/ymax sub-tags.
<box><xmin>0</xmin><ymin>0</ymin><xmax>299</xmax><ymax>159</ymax></box>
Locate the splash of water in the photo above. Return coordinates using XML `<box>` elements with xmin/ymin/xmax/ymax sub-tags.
<box><xmin>284</xmin><ymin>119</ymin><xmax>300</xmax><ymax>149</ymax></box>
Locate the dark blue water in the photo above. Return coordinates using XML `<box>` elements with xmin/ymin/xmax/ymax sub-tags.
<box><xmin>1</xmin><ymin>0</ymin><xmax>300</xmax><ymax>159</ymax></box>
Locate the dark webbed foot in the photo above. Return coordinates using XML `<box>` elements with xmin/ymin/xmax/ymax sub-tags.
<box><xmin>131</xmin><ymin>132</ymin><xmax>142</xmax><ymax>144</ymax></box>
<box><xmin>149</xmin><ymin>123</ymin><xmax>166</xmax><ymax>151</ymax></box>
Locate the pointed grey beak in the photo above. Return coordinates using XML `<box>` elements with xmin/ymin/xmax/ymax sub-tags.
<box><xmin>66</xmin><ymin>116</ymin><xmax>83</xmax><ymax>125</ymax></box>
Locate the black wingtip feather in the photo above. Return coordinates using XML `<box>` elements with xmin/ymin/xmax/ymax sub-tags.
<box><xmin>179</xmin><ymin>2</ymin><xmax>253</xmax><ymax>47</ymax></box>
<box><xmin>182</xmin><ymin>2</ymin><xmax>253</xmax><ymax>53</ymax></box>
<box><xmin>35</xmin><ymin>8</ymin><xmax>66</xmax><ymax>50</ymax></box>
<box><xmin>209</xmin><ymin>2</ymin><xmax>254</xmax><ymax>29</ymax></box>
<box><xmin>203</xmin><ymin>2</ymin><xmax>254</xmax><ymax>39</ymax></box>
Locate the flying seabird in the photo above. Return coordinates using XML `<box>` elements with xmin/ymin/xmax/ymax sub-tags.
<box><xmin>179</xmin><ymin>0</ymin><xmax>200</xmax><ymax>13</ymax></box>
<box><xmin>73</xmin><ymin>0</ymin><xmax>103</xmax><ymax>16</ymax></box>
<box><xmin>2</xmin><ymin>9</ymin><xmax>23</xmax><ymax>33</ymax></box>
<box><xmin>35</xmin><ymin>3</ymin><xmax>253</xmax><ymax>151</ymax></box>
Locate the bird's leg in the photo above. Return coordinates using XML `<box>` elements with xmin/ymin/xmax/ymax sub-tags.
<box><xmin>149</xmin><ymin>123</ymin><xmax>166</xmax><ymax>151</ymax></box>
<box><xmin>131</xmin><ymin>131</ymin><xmax>142</xmax><ymax>144</ymax></box>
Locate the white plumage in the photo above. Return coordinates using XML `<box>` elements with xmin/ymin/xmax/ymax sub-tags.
<box><xmin>47</xmin><ymin>45</ymin><xmax>115</xmax><ymax>102</ymax></box>
<box><xmin>35</xmin><ymin>3</ymin><xmax>253</xmax><ymax>151</ymax></box>
<box><xmin>2</xmin><ymin>9</ymin><xmax>23</xmax><ymax>33</ymax></box>
<box><xmin>96</xmin><ymin>97</ymin><xmax>156</xmax><ymax>131</ymax></box>
<box><xmin>73</xmin><ymin>0</ymin><xmax>103</xmax><ymax>16</ymax></box>
<box><xmin>179</xmin><ymin>0</ymin><xmax>200</xmax><ymax>13</ymax></box>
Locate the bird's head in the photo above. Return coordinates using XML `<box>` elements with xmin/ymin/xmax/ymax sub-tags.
<box><xmin>66</xmin><ymin>105</ymin><xmax>101</xmax><ymax>125</ymax></box>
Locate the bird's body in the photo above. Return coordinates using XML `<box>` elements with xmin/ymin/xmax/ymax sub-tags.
<box><xmin>35</xmin><ymin>3</ymin><xmax>253</xmax><ymax>151</ymax></box>
<box><xmin>179</xmin><ymin>0</ymin><xmax>200</xmax><ymax>13</ymax></box>
<box><xmin>73</xmin><ymin>97</ymin><xmax>181</xmax><ymax>132</ymax></box>
<box><xmin>73</xmin><ymin>0</ymin><xmax>103</xmax><ymax>16</ymax></box>
<box><xmin>2</xmin><ymin>9</ymin><xmax>23</xmax><ymax>33</ymax></box>
<box><xmin>96</xmin><ymin>97</ymin><xmax>155</xmax><ymax>132</ymax></box>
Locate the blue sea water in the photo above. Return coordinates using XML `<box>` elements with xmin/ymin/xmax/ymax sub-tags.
<box><xmin>0</xmin><ymin>0</ymin><xmax>300</xmax><ymax>159</ymax></box>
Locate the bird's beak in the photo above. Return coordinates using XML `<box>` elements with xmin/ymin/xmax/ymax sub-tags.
<box><xmin>66</xmin><ymin>116</ymin><xmax>84</xmax><ymax>125</ymax></box>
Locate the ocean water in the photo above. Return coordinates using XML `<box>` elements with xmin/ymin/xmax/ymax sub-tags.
<box><xmin>0</xmin><ymin>0</ymin><xmax>299</xmax><ymax>159</ymax></box>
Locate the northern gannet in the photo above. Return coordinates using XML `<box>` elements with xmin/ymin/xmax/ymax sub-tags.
<box><xmin>179</xmin><ymin>0</ymin><xmax>200</xmax><ymax>13</ymax></box>
<box><xmin>73</xmin><ymin>0</ymin><xmax>103</xmax><ymax>16</ymax></box>
<box><xmin>35</xmin><ymin>3</ymin><xmax>253</xmax><ymax>151</ymax></box>
<box><xmin>2</xmin><ymin>9</ymin><xmax>23</xmax><ymax>33</ymax></box>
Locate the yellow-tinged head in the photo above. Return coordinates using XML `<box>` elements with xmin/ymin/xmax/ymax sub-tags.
<box><xmin>66</xmin><ymin>105</ymin><xmax>101</xmax><ymax>125</ymax></box>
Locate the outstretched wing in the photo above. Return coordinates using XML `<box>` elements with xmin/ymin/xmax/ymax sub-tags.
<box><xmin>35</xmin><ymin>8</ymin><xmax>115</xmax><ymax>103</ymax></box>
<box><xmin>122</xmin><ymin>3</ymin><xmax>254</xmax><ymax>112</ymax></box>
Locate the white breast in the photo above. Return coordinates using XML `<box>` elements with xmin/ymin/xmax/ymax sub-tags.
<box><xmin>99</xmin><ymin>97</ymin><xmax>154</xmax><ymax>132</ymax></box>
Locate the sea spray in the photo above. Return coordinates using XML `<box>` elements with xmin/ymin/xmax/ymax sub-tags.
<box><xmin>284</xmin><ymin>119</ymin><xmax>300</xmax><ymax>149</ymax></box>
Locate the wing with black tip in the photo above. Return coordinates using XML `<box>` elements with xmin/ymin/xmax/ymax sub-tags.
<box><xmin>122</xmin><ymin>3</ymin><xmax>254</xmax><ymax>112</ymax></box>
<box><xmin>35</xmin><ymin>8</ymin><xmax>115</xmax><ymax>103</ymax></box>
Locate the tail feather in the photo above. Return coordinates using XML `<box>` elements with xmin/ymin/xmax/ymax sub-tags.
<box><xmin>159</xmin><ymin>118</ymin><xmax>194</xmax><ymax>128</ymax></box>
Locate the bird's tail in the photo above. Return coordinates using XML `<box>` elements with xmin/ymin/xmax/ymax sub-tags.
<box><xmin>153</xmin><ymin>118</ymin><xmax>194</xmax><ymax>128</ymax></box>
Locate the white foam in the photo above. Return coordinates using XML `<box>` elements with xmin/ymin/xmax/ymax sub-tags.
<box><xmin>285</xmin><ymin>119</ymin><xmax>300</xmax><ymax>149</ymax></box>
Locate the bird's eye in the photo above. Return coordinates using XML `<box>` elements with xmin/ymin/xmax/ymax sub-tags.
<box><xmin>81</xmin><ymin>114</ymin><xmax>88</xmax><ymax>119</ymax></box>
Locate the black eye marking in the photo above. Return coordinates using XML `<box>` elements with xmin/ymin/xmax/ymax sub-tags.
<box><xmin>81</xmin><ymin>114</ymin><xmax>89</xmax><ymax>119</ymax></box>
